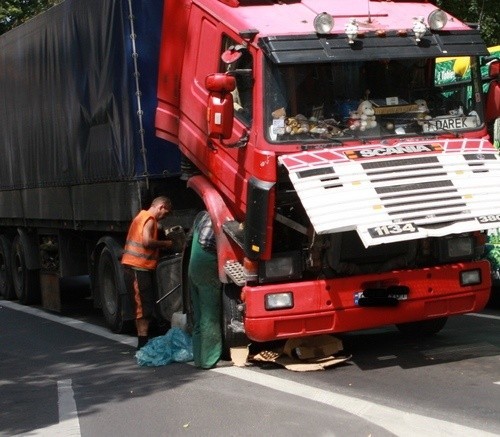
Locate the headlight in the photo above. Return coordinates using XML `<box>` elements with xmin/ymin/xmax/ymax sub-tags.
<box><xmin>428</xmin><ymin>9</ymin><xmax>448</xmax><ymax>31</ymax></box>
<box><xmin>314</xmin><ymin>13</ymin><xmax>334</xmax><ymax>35</ymax></box>
<box><xmin>259</xmin><ymin>251</ymin><xmax>302</xmax><ymax>283</ymax></box>
<box><xmin>460</xmin><ymin>269</ymin><xmax>481</xmax><ymax>286</ymax></box>
<box><xmin>265</xmin><ymin>292</ymin><xmax>294</xmax><ymax>310</ymax></box>
<box><xmin>438</xmin><ymin>236</ymin><xmax>474</xmax><ymax>262</ymax></box>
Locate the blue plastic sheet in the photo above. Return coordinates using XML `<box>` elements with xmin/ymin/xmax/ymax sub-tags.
<box><xmin>136</xmin><ymin>327</ymin><xmax>193</xmax><ymax>367</ymax></box>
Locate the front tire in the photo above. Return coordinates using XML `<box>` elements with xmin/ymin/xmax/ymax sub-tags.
<box><xmin>98</xmin><ymin>247</ymin><xmax>127</xmax><ymax>333</ymax></box>
<box><xmin>11</xmin><ymin>235</ymin><xmax>40</xmax><ymax>305</ymax></box>
<box><xmin>222</xmin><ymin>284</ymin><xmax>248</xmax><ymax>359</ymax></box>
<box><xmin>181</xmin><ymin>228</ymin><xmax>194</xmax><ymax>333</ymax></box>
<box><xmin>396</xmin><ymin>317</ymin><xmax>448</xmax><ymax>337</ymax></box>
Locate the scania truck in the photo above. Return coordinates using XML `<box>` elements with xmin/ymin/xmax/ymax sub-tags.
<box><xmin>1</xmin><ymin>0</ymin><xmax>500</xmax><ymax>349</ymax></box>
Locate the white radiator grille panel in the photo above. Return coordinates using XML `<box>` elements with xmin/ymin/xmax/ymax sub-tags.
<box><xmin>279</xmin><ymin>140</ymin><xmax>500</xmax><ymax>247</ymax></box>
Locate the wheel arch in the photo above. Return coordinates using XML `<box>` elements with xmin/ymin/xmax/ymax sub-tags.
<box><xmin>187</xmin><ymin>175</ymin><xmax>239</xmax><ymax>283</ymax></box>
<box><xmin>91</xmin><ymin>236</ymin><xmax>124</xmax><ymax>274</ymax></box>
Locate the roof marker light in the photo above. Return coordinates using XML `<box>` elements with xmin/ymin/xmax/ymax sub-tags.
<box><xmin>314</xmin><ymin>12</ymin><xmax>334</xmax><ymax>35</ymax></box>
<box><xmin>428</xmin><ymin>9</ymin><xmax>448</xmax><ymax>30</ymax></box>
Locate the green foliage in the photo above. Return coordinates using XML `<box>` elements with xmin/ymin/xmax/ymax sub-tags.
<box><xmin>0</xmin><ymin>0</ymin><xmax>61</xmax><ymax>35</ymax></box>
<box><xmin>436</xmin><ymin>0</ymin><xmax>500</xmax><ymax>47</ymax></box>
<box><xmin>486</xmin><ymin>230</ymin><xmax>500</xmax><ymax>271</ymax></box>
<box><xmin>486</xmin><ymin>245</ymin><xmax>500</xmax><ymax>270</ymax></box>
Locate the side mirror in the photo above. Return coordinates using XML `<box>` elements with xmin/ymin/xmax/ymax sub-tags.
<box><xmin>488</xmin><ymin>60</ymin><xmax>500</xmax><ymax>79</ymax></box>
<box><xmin>205</xmin><ymin>73</ymin><xmax>236</xmax><ymax>93</ymax></box>
<box><xmin>205</xmin><ymin>74</ymin><xmax>236</xmax><ymax>139</ymax></box>
<box><xmin>485</xmin><ymin>67</ymin><xmax>500</xmax><ymax>124</ymax></box>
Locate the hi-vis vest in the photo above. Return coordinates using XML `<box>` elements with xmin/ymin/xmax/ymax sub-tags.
<box><xmin>121</xmin><ymin>210</ymin><xmax>159</xmax><ymax>270</ymax></box>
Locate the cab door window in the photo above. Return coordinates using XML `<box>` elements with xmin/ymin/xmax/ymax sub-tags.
<box><xmin>220</xmin><ymin>36</ymin><xmax>253</xmax><ymax>125</ymax></box>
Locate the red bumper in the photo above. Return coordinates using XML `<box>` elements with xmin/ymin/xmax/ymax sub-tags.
<box><xmin>242</xmin><ymin>261</ymin><xmax>491</xmax><ymax>342</ymax></box>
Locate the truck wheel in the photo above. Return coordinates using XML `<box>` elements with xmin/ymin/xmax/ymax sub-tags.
<box><xmin>222</xmin><ymin>284</ymin><xmax>248</xmax><ymax>359</ymax></box>
<box><xmin>0</xmin><ymin>235</ymin><xmax>15</xmax><ymax>299</ymax></box>
<box><xmin>98</xmin><ymin>247</ymin><xmax>126</xmax><ymax>333</ymax></box>
<box><xmin>396</xmin><ymin>317</ymin><xmax>448</xmax><ymax>337</ymax></box>
<box><xmin>11</xmin><ymin>235</ymin><xmax>40</xmax><ymax>305</ymax></box>
<box><xmin>181</xmin><ymin>228</ymin><xmax>194</xmax><ymax>334</ymax></box>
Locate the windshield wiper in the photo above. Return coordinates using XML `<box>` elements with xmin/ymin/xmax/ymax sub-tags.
<box><xmin>300</xmin><ymin>139</ymin><xmax>344</xmax><ymax>150</ymax></box>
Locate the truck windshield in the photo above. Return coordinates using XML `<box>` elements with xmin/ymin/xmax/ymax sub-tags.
<box><xmin>264</xmin><ymin>57</ymin><xmax>485</xmax><ymax>144</ymax></box>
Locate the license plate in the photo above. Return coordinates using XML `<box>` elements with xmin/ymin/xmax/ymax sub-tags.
<box><xmin>423</xmin><ymin>116</ymin><xmax>478</xmax><ymax>132</ymax></box>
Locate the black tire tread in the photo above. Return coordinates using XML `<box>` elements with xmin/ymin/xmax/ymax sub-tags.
<box><xmin>11</xmin><ymin>235</ymin><xmax>40</xmax><ymax>305</ymax></box>
<box><xmin>222</xmin><ymin>284</ymin><xmax>248</xmax><ymax>359</ymax></box>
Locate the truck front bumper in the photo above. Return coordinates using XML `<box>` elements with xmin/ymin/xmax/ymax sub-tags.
<box><xmin>242</xmin><ymin>260</ymin><xmax>491</xmax><ymax>342</ymax></box>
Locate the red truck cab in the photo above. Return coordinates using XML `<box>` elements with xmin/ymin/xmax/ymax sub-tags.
<box><xmin>156</xmin><ymin>0</ymin><xmax>500</xmax><ymax>346</ymax></box>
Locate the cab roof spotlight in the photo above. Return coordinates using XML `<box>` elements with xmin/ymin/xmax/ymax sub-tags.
<box><xmin>428</xmin><ymin>9</ymin><xmax>448</xmax><ymax>31</ymax></box>
<box><xmin>345</xmin><ymin>18</ymin><xmax>358</xmax><ymax>44</ymax></box>
<box><xmin>413</xmin><ymin>16</ymin><xmax>427</xmax><ymax>42</ymax></box>
<box><xmin>314</xmin><ymin>12</ymin><xmax>334</xmax><ymax>35</ymax></box>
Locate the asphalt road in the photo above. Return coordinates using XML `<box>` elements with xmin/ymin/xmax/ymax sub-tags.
<box><xmin>1</xmin><ymin>294</ymin><xmax>499</xmax><ymax>437</ymax></box>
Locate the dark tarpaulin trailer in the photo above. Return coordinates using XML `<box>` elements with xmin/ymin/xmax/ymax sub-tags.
<box><xmin>0</xmin><ymin>0</ymin><xmax>181</xmax><ymax>231</ymax></box>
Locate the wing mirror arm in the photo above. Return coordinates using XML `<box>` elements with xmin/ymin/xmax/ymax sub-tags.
<box><xmin>222</xmin><ymin>130</ymin><xmax>249</xmax><ymax>148</ymax></box>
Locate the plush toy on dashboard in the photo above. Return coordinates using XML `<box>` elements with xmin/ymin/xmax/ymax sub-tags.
<box><xmin>285</xmin><ymin>114</ymin><xmax>310</xmax><ymax>135</ymax></box>
<box><xmin>349</xmin><ymin>100</ymin><xmax>377</xmax><ymax>131</ymax></box>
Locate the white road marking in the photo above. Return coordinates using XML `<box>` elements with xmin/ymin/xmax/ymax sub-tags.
<box><xmin>213</xmin><ymin>366</ymin><xmax>497</xmax><ymax>437</ymax></box>
<box><xmin>0</xmin><ymin>300</ymin><xmax>135</xmax><ymax>347</ymax></box>
<box><xmin>56</xmin><ymin>379</ymin><xmax>81</xmax><ymax>436</ymax></box>
<box><xmin>3</xmin><ymin>300</ymin><xmax>499</xmax><ymax>436</ymax></box>
<box><xmin>466</xmin><ymin>312</ymin><xmax>500</xmax><ymax>321</ymax></box>
<box><xmin>12</xmin><ymin>379</ymin><xmax>81</xmax><ymax>436</ymax></box>
<box><xmin>377</xmin><ymin>355</ymin><xmax>397</xmax><ymax>360</ymax></box>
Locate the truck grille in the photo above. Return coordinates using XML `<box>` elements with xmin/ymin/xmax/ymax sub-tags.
<box><xmin>279</xmin><ymin>140</ymin><xmax>500</xmax><ymax>246</ymax></box>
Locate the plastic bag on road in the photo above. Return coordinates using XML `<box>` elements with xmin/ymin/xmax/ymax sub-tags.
<box><xmin>136</xmin><ymin>327</ymin><xmax>193</xmax><ymax>367</ymax></box>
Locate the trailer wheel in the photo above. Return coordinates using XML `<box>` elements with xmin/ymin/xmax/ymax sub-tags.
<box><xmin>0</xmin><ymin>235</ymin><xmax>15</xmax><ymax>299</ymax></box>
<box><xmin>396</xmin><ymin>317</ymin><xmax>448</xmax><ymax>337</ymax></box>
<box><xmin>222</xmin><ymin>284</ymin><xmax>248</xmax><ymax>359</ymax></box>
<box><xmin>98</xmin><ymin>247</ymin><xmax>126</xmax><ymax>333</ymax></box>
<box><xmin>11</xmin><ymin>235</ymin><xmax>40</xmax><ymax>305</ymax></box>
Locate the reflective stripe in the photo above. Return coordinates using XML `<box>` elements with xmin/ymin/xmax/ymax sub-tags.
<box><xmin>125</xmin><ymin>240</ymin><xmax>144</xmax><ymax>248</ymax></box>
<box><xmin>122</xmin><ymin>248</ymin><xmax>157</xmax><ymax>260</ymax></box>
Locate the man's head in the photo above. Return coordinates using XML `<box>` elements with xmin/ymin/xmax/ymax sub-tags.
<box><xmin>150</xmin><ymin>196</ymin><xmax>172</xmax><ymax>220</ymax></box>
